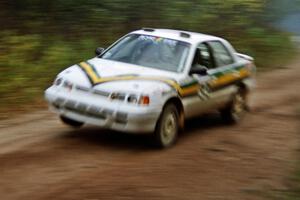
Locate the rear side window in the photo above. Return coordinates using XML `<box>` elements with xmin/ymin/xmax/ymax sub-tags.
<box><xmin>208</xmin><ymin>41</ymin><xmax>234</xmax><ymax>67</ymax></box>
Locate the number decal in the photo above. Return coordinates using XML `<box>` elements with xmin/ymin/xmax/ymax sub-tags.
<box><xmin>198</xmin><ymin>84</ymin><xmax>211</xmax><ymax>100</ymax></box>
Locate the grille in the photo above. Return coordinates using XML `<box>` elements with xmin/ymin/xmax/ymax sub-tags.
<box><xmin>74</xmin><ymin>84</ymin><xmax>110</xmax><ymax>98</ymax></box>
<box><xmin>75</xmin><ymin>85</ymin><xmax>89</xmax><ymax>92</ymax></box>
<box><xmin>86</xmin><ymin>106</ymin><xmax>106</xmax><ymax>119</ymax></box>
<box><xmin>93</xmin><ymin>89</ymin><xmax>110</xmax><ymax>97</ymax></box>
<box><xmin>55</xmin><ymin>99</ymin><xmax>114</xmax><ymax>121</ymax></box>
<box><xmin>52</xmin><ymin>97</ymin><xmax>127</xmax><ymax>123</ymax></box>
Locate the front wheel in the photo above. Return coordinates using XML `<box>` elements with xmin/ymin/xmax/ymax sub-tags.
<box><xmin>60</xmin><ymin>115</ymin><xmax>84</xmax><ymax>128</ymax></box>
<box><xmin>153</xmin><ymin>104</ymin><xmax>179</xmax><ymax>148</ymax></box>
<box><xmin>220</xmin><ymin>89</ymin><xmax>248</xmax><ymax>124</ymax></box>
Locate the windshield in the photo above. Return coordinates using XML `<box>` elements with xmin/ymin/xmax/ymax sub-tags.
<box><xmin>101</xmin><ymin>34</ymin><xmax>190</xmax><ymax>72</ymax></box>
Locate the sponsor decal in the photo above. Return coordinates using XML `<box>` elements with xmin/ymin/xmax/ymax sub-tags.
<box><xmin>197</xmin><ymin>84</ymin><xmax>211</xmax><ymax>100</ymax></box>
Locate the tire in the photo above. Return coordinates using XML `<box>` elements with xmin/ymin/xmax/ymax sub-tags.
<box><xmin>220</xmin><ymin>88</ymin><xmax>248</xmax><ymax>124</ymax></box>
<box><xmin>60</xmin><ymin>115</ymin><xmax>84</xmax><ymax>128</ymax></box>
<box><xmin>153</xmin><ymin>104</ymin><xmax>179</xmax><ymax>148</ymax></box>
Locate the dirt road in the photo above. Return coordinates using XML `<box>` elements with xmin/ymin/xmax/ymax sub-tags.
<box><xmin>0</xmin><ymin>59</ymin><xmax>299</xmax><ymax>200</ymax></box>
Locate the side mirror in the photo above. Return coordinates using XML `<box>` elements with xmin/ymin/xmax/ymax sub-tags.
<box><xmin>189</xmin><ymin>65</ymin><xmax>208</xmax><ymax>76</ymax></box>
<box><xmin>95</xmin><ymin>47</ymin><xmax>104</xmax><ymax>56</ymax></box>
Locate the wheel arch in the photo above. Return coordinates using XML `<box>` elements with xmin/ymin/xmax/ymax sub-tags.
<box><xmin>236</xmin><ymin>81</ymin><xmax>251</xmax><ymax>111</ymax></box>
<box><xmin>163</xmin><ymin>97</ymin><xmax>185</xmax><ymax>130</ymax></box>
<box><xmin>237</xmin><ymin>81</ymin><xmax>248</xmax><ymax>91</ymax></box>
<box><xmin>238</xmin><ymin>77</ymin><xmax>256</xmax><ymax>94</ymax></box>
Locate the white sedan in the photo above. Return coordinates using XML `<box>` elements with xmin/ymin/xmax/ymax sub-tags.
<box><xmin>45</xmin><ymin>28</ymin><xmax>256</xmax><ymax>148</ymax></box>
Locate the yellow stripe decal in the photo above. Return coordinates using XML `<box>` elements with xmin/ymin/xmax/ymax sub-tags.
<box><xmin>209</xmin><ymin>68</ymin><xmax>250</xmax><ymax>89</ymax></box>
<box><xmin>78</xmin><ymin>62</ymin><xmax>200</xmax><ymax>97</ymax></box>
<box><xmin>181</xmin><ymin>84</ymin><xmax>200</xmax><ymax>96</ymax></box>
<box><xmin>79</xmin><ymin>62</ymin><xmax>100</xmax><ymax>83</ymax></box>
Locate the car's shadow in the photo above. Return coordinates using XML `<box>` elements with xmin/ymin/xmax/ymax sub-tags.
<box><xmin>60</xmin><ymin>112</ymin><xmax>228</xmax><ymax>150</ymax></box>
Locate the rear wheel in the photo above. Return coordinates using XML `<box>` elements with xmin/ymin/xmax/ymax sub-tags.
<box><xmin>153</xmin><ymin>104</ymin><xmax>179</xmax><ymax>148</ymax></box>
<box><xmin>60</xmin><ymin>115</ymin><xmax>84</xmax><ymax>128</ymax></box>
<box><xmin>220</xmin><ymin>89</ymin><xmax>248</xmax><ymax>124</ymax></box>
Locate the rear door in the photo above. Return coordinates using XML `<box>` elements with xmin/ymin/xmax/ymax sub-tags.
<box><xmin>205</xmin><ymin>40</ymin><xmax>246</xmax><ymax>107</ymax></box>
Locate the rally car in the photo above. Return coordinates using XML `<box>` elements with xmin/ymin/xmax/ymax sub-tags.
<box><xmin>45</xmin><ymin>28</ymin><xmax>256</xmax><ymax>148</ymax></box>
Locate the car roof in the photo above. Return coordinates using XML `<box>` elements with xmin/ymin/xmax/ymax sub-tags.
<box><xmin>131</xmin><ymin>28</ymin><xmax>222</xmax><ymax>44</ymax></box>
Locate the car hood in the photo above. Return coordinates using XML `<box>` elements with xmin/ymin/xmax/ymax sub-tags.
<box><xmin>58</xmin><ymin>58</ymin><xmax>183</xmax><ymax>94</ymax></box>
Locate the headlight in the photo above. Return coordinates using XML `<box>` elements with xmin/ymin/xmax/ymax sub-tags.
<box><xmin>110</xmin><ymin>93</ymin><xmax>150</xmax><ymax>105</ymax></box>
<box><xmin>127</xmin><ymin>94</ymin><xmax>150</xmax><ymax>105</ymax></box>
<box><xmin>110</xmin><ymin>92</ymin><xmax>126</xmax><ymax>101</ymax></box>
<box><xmin>53</xmin><ymin>77</ymin><xmax>63</xmax><ymax>86</ymax></box>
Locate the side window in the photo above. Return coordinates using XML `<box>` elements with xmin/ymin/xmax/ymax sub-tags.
<box><xmin>208</xmin><ymin>41</ymin><xmax>234</xmax><ymax>67</ymax></box>
<box><xmin>191</xmin><ymin>43</ymin><xmax>214</xmax><ymax>69</ymax></box>
<box><xmin>198</xmin><ymin>43</ymin><xmax>214</xmax><ymax>69</ymax></box>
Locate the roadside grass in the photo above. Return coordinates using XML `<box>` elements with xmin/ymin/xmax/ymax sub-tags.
<box><xmin>285</xmin><ymin>168</ymin><xmax>300</xmax><ymax>200</ymax></box>
<box><xmin>0</xmin><ymin>32</ymin><xmax>100</xmax><ymax>118</ymax></box>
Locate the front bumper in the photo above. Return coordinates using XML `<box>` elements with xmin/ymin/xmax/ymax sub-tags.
<box><xmin>45</xmin><ymin>86</ymin><xmax>161</xmax><ymax>133</ymax></box>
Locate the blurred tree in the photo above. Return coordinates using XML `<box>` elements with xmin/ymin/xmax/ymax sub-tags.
<box><xmin>0</xmin><ymin>0</ymin><xmax>270</xmax><ymax>36</ymax></box>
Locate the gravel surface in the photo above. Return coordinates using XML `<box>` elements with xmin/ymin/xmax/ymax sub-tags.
<box><xmin>0</xmin><ymin>59</ymin><xmax>299</xmax><ymax>200</ymax></box>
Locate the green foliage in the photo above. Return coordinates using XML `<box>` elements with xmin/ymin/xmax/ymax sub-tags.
<box><xmin>0</xmin><ymin>32</ymin><xmax>97</xmax><ymax>113</ymax></box>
